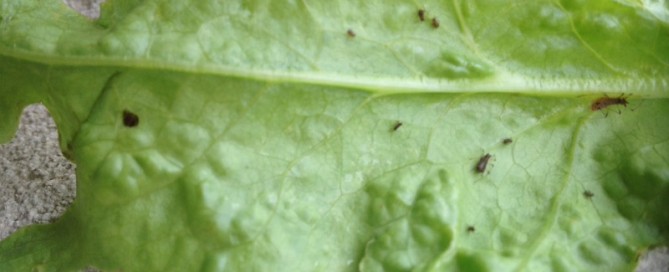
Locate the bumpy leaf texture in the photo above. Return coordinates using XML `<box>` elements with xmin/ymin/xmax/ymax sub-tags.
<box><xmin>1</xmin><ymin>0</ymin><xmax>668</xmax><ymax>271</ymax></box>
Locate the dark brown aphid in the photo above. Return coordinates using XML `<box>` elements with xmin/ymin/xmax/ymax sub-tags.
<box><xmin>466</xmin><ymin>225</ymin><xmax>475</xmax><ymax>233</ymax></box>
<box><xmin>431</xmin><ymin>17</ymin><xmax>439</xmax><ymax>28</ymax></box>
<box><xmin>418</xmin><ymin>9</ymin><xmax>425</xmax><ymax>21</ymax></box>
<box><xmin>475</xmin><ymin>153</ymin><xmax>492</xmax><ymax>173</ymax></box>
<box><xmin>122</xmin><ymin>110</ymin><xmax>139</xmax><ymax>127</ymax></box>
<box><xmin>591</xmin><ymin>94</ymin><xmax>629</xmax><ymax>115</ymax></box>
<box><xmin>502</xmin><ymin>138</ymin><xmax>513</xmax><ymax>145</ymax></box>
<box><xmin>347</xmin><ymin>29</ymin><xmax>356</xmax><ymax>38</ymax></box>
<box><xmin>392</xmin><ymin>121</ymin><xmax>403</xmax><ymax>131</ymax></box>
<box><xmin>583</xmin><ymin>190</ymin><xmax>594</xmax><ymax>199</ymax></box>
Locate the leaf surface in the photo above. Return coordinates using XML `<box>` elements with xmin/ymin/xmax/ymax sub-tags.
<box><xmin>1</xmin><ymin>0</ymin><xmax>668</xmax><ymax>271</ymax></box>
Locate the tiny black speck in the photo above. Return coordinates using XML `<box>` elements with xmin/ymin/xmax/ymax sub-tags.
<box><xmin>466</xmin><ymin>225</ymin><xmax>475</xmax><ymax>233</ymax></box>
<box><xmin>123</xmin><ymin>110</ymin><xmax>139</xmax><ymax>127</ymax></box>
<box><xmin>502</xmin><ymin>138</ymin><xmax>513</xmax><ymax>145</ymax></box>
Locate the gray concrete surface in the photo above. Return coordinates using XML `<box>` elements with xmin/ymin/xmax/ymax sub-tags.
<box><xmin>0</xmin><ymin>0</ymin><xmax>667</xmax><ymax>270</ymax></box>
<box><xmin>0</xmin><ymin>104</ymin><xmax>76</xmax><ymax>240</ymax></box>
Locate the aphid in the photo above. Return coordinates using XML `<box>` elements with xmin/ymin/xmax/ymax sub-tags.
<box><xmin>475</xmin><ymin>153</ymin><xmax>492</xmax><ymax>173</ymax></box>
<box><xmin>418</xmin><ymin>9</ymin><xmax>425</xmax><ymax>21</ymax></box>
<box><xmin>347</xmin><ymin>29</ymin><xmax>356</xmax><ymax>38</ymax></box>
<box><xmin>591</xmin><ymin>94</ymin><xmax>629</xmax><ymax>115</ymax></box>
<box><xmin>431</xmin><ymin>17</ymin><xmax>439</xmax><ymax>28</ymax></box>
<box><xmin>583</xmin><ymin>190</ymin><xmax>594</xmax><ymax>199</ymax></box>
<box><xmin>122</xmin><ymin>110</ymin><xmax>139</xmax><ymax>127</ymax></box>
<box><xmin>392</xmin><ymin>121</ymin><xmax>403</xmax><ymax>132</ymax></box>
<box><xmin>502</xmin><ymin>138</ymin><xmax>513</xmax><ymax>145</ymax></box>
<box><xmin>466</xmin><ymin>225</ymin><xmax>475</xmax><ymax>233</ymax></box>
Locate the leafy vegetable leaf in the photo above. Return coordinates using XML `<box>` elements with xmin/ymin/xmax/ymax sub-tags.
<box><xmin>1</xmin><ymin>0</ymin><xmax>668</xmax><ymax>271</ymax></box>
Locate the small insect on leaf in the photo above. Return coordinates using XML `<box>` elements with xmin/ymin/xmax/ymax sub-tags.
<box><xmin>466</xmin><ymin>225</ymin><xmax>475</xmax><ymax>233</ymax></box>
<box><xmin>392</xmin><ymin>121</ymin><xmax>403</xmax><ymax>132</ymax></box>
<box><xmin>431</xmin><ymin>17</ymin><xmax>439</xmax><ymax>28</ymax></box>
<box><xmin>122</xmin><ymin>110</ymin><xmax>139</xmax><ymax>127</ymax></box>
<box><xmin>583</xmin><ymin>190</ymin><xmax>594</xmax><ymax>199</ymax></box>
<box><xmin>347</xmin><ymin>29</ymin><xmax>356</xmax><ymax>38</ymax></box>
<box><xmin>591</xmin><ymin>94</ymin><xmax>630</xmax><ymax>116</ymax></box>
<box><xmin>475</xmin><ymin>153</ymin><xmax>492</xmax><ymax>173</ymax></box>
<box><xmin>418</xmin><ymin>9</ymin><xmax>425</xmax><ymax>21</ymax></box>
<box><xmin>502</xmin><ymin>138</ymin><xmax>513</xmax><ymax>145</ymax></box>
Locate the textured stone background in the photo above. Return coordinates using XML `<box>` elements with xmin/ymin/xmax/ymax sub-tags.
<box><xmin>0</xmin><ymin>105</ymin><xmax>75</xmax><ymax>240</ymax></box>
<box><xmin>0</xmin><ymin>0</ymin><xmax>667</xmax><ymax>270</ymax></box>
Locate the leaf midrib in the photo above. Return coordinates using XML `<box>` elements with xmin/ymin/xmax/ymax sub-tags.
<box><xmin>2</xmin><ymin>50</ymin><xmax>669</xmax><ymax>96</ymax></box>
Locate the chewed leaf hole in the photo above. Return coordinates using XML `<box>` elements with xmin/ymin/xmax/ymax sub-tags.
<box><xmin>122</xmin><ymin>110</ymin><xmax>139</xmax><ymax>127</ymax></box>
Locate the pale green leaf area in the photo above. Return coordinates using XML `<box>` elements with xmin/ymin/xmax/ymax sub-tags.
<box><xmin>1</xmin><ymin>0</ymin><xmax>668</xmax><ymax>271</ymax></box>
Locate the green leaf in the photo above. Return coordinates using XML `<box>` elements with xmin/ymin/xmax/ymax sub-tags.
<box><xmin>1</xmin><ymin>0</ymin><xmax>668</xmax><ymax>271</ymax></box>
